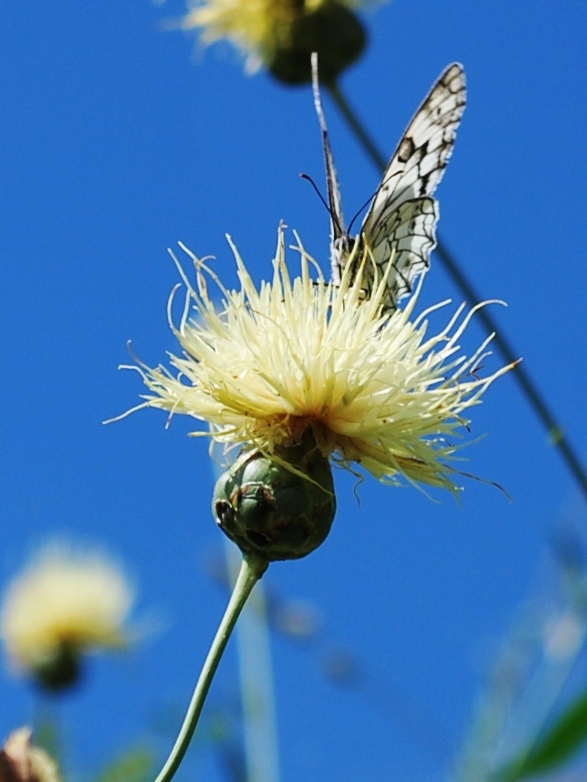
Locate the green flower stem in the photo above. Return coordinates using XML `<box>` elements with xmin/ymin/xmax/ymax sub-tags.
<box><xmin>33</xmin><ymin>697</ymin><xmax>62</xmax><ymax>766</ymax></box>
<box><xmin>153</xmin><ymin>554</ymin><xmax>269</xmax><ymax>782</ymax></box>
<box><xmin>327</xmin><ymin>80</ymin><xmax>587</xmax><ymax>501</ymax></box>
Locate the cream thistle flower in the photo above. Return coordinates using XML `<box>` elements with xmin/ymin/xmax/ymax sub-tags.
<box><xmin>0</xmin><ymin>545</ymin><xmax>134</xmax><ymax>690</ymax></box>
<box><xmin>118</xmin><ymin>226</ymin><xmax>511</xmax><ymax>497</ymax></box>
<box><xmin>182</xmin><ymin>0</ymin><xmax>314</xmax><ymax>60</ymax></box>
<box><xmin>180</xmin><ymin>0</ymin><xmax>368</xmax><ymax>83</ymax></box>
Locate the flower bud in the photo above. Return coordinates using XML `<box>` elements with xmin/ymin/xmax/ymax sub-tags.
<box><xmin>268</xmin><ymin>2</ymin><xmax>366</xmax><ymax>86</ymax></box>
<box><xmin>213</xmin><ymin>435</ymin><xmax>336</xmax><ymax>561</ymax></box>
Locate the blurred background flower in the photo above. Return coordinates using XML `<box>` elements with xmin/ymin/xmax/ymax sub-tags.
<box><xmin>0</xmin><ymin>545</ymin><xmax>135</xmax><ymax>693</ymax></box>
<box><xmin>179</xmin><ymin>0</ymin><xmax>368</xmax><ymax>83</ymax></box>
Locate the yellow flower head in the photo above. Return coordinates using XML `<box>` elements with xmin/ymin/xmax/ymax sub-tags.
<box><xmin>184</xmin><ymin>0</ymin><xmax>304</xmax><ymax>61</ymax></box>
<box><xmin>0</xmin><ymin>545</ymin><xmax>134</xmax><ymax>687</ymax></box>
<box><xmin>180</xmin><ymin>0</ymin><xmax>367</xmax><ymax>83</ymax></box>
<box><xmin>118</xmin><ymin>227</ymin><xmax>512</xmax><ymax>497</ymax></box>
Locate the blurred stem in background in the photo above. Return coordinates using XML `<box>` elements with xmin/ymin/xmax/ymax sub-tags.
<box><xmin>326</xmin><ymin>80</ymin><xmax>587</xmax><ymax>503</ymax></box>
<box><xmin>33</xmin><ymin>698</ymin><xmax>62</xmax><ymax>767</ymax></box>
<box><xmin>226</xmin><ymin>542</ymin><xmax>281</xmax><ymax>782</ymax></box>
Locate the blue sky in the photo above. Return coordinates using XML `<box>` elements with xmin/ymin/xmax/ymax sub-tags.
<box><xmin>1</xmin><ymin>1</ymin><xmax>587</xmax><ymax>781</ymax></box>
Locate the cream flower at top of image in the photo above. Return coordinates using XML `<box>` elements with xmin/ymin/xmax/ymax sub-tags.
<box><xmin>116</xmin><ymin>225</ymin><xmax>513</xmax><ymax>497</ymax></box>
<box><xmin>0</xmin><ymin>545</ymin><xmax>134</xmax><ymax>689</ymax></box>
<box><xmin>182</xmin><ymin>0</ymin><xmax>306</xmax><ymax>59</ymax></box>
<box><xmin>179</xmin><ymin>0</ymin><xmax>369</xmax><ymax>82</ymax></box>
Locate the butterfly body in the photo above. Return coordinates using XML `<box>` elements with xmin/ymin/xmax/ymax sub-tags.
<box><xmin>312</xmin><ymin>60</ymin><xmax>467</xmax><ymax>313</ymax></box>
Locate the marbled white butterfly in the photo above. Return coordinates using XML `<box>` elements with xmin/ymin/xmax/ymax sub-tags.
<box><xmin>311</xmin><ymin>58</ymin><xmax>466</xmax><ymax>313</ymax></box>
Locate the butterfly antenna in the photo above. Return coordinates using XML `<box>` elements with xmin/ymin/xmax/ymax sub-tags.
<box><xmin>299</xmin><ymin>173</ymin><xmax>333</xmax><ymax>218</ymax></box>
<box><xmin>348</xmin><ymin>190</ymin><xmax>379</xmax><ymax>235</ymax></box>
<box><xmin>311</xmin><ymin>53</ymin><xmax>345</xmax><ymax>239</ymax></box>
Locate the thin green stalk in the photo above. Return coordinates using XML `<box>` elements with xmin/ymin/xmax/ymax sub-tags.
<box><xmin>327</xmin><ymin>80</ymin><xmax>587</xmax><ymax>501</ymax></box>
<box><xmin>153</xmin><ymin>554</ymin><xmax>269</xmax><ymax>782</ymax></box>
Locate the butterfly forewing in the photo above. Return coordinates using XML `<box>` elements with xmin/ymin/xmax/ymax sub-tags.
<box><xmin>364</xmin><ymin>63</ymin><xmax>466</xmax><ymax>222</ymax></box>
<box><xmin>310</xmin><ymin>54</ymin><xmax>350</xmax><ymax>285</ymax></box>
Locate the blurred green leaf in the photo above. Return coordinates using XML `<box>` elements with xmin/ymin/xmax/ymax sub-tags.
<box><xmin>497</xmin><ymin>688</ymin><xmax>587</xmax><ymax>780</ymax></box>
<box><xmin>94</xmin><ymin>746</ymin><xmax>156</xmax><ymax>782</ymax></box>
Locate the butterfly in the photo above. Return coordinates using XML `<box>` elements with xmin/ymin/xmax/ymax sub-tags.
<box><xmin>311</xmin><ymin>57</ymin><xmax>467</xmax><ymax>314</ymax></box>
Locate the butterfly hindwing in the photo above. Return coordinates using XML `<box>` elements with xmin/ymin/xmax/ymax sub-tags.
<box><xmin>353</xmin><ymin>197</ymin><xmax>438</xmax><ymax>307</ymax></box>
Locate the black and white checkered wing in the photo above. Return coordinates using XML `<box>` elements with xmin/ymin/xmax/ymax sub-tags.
<box><xmin>360</xmin><ymin>63</ymin><xmax>466</xmax><ymax>311</ymax></box>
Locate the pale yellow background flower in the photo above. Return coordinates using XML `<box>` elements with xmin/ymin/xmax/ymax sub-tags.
<box><xmin>118</xmin><ymin>226</ymin><xmax>512</xmax><ymax>495</ymax></box>
<box><xmin>0</xmin><ymin>545</ymin><xmax>134</xmax><ymax>676</ymax></box>
<box><xmin>181</xmin><ymin>0</ymin><xmax>367</xmax><ymax>72</ymax></box>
